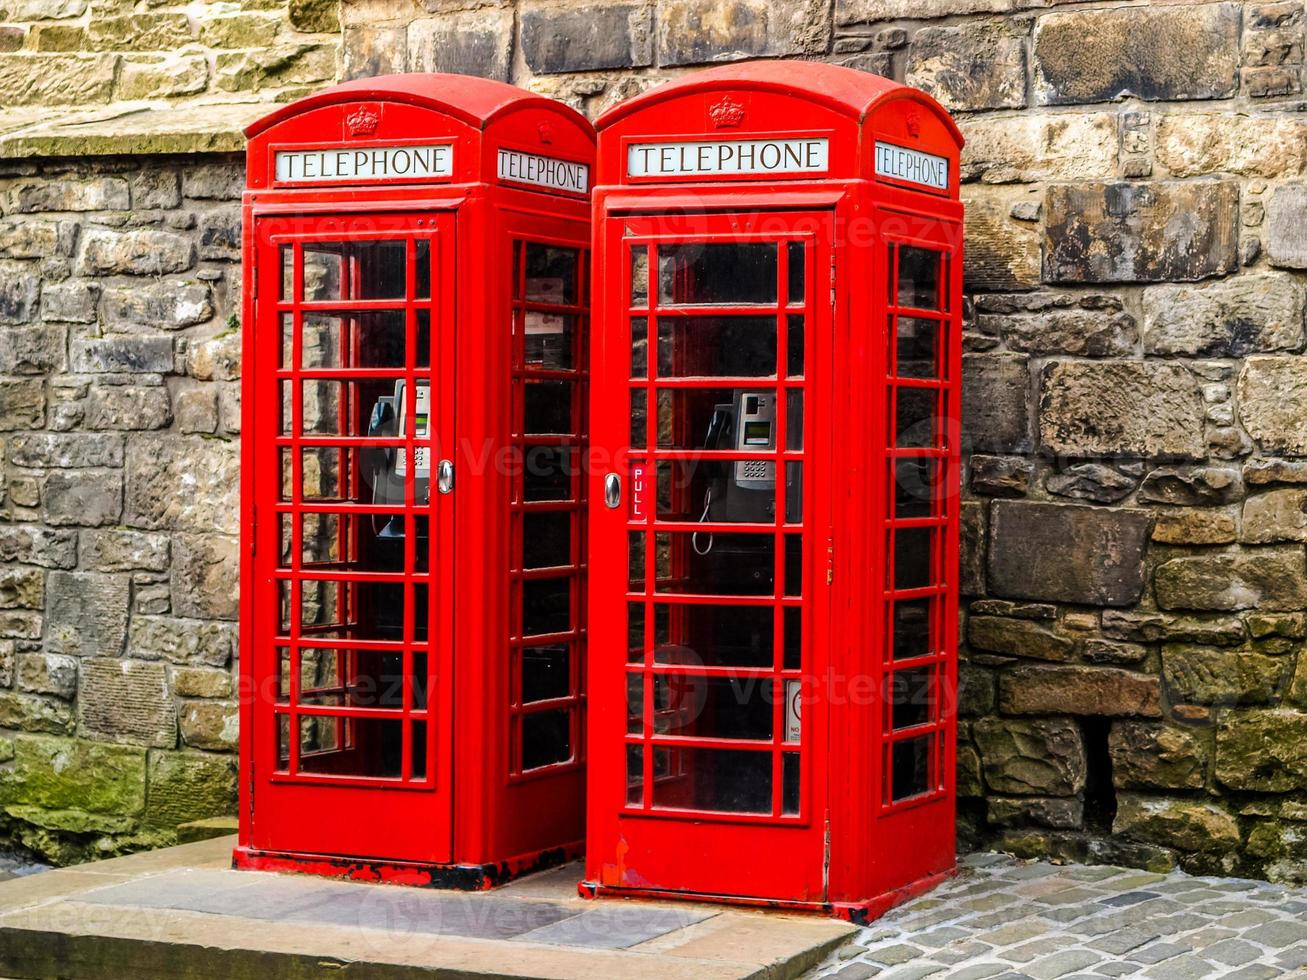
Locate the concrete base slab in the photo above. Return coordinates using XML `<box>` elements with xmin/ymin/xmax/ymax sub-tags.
<box><xmin>0</xmin><ymin>837</ymin><xmax>855</xmax><ymax>980</ymax></box>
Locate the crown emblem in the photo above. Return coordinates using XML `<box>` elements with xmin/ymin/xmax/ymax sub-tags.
<box><xmin>709</xmin><ymin>96</ymin><xmax>745</xmax><ymax>129</ymax></box>
<box><xmin>905</xmin><ymin>110</ymin><xmax>923</xmax><ymax>138</ymax></box>
<box><xmin>346</xmin><ymin>106</ymin><xmax>380</xmax><ymax>137</ymax></box>
<box><xmin>538</xmin><ymin>122</ymin><xmax>554</xmax><ymax>145</ymax></box>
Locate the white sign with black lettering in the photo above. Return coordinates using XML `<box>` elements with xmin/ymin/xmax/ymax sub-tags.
<box><xmin>627</xmin><ymin>138</ymin><xmax>829</xmax><ymax>178</ymax></box>
<box><xmin>275</xmin><ymin>144</ymin><xmax>454</xmax><ymax>183</ymax></box>
<box><xmin>874</xmin><ymin>141</ymin><xmax>949</xmax><ymax>191</ymax></box>
<box><xmin>497</xmin><ymin>148</ymin><xmax>589</xmax><ymax>195</ymax></box>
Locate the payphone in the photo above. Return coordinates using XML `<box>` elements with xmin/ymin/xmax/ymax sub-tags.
<box><xmin>584</xmin><ymin>61</ymin><xmax>964</xmax><ymax>920</ymax></box>
<box><xmin>237</xmin><ymin>74</ymin><xmax>594</xmax><ymax>887</ymax></box>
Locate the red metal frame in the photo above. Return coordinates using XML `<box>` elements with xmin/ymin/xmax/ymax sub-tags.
<box><xmin>585</xmin><ymin>62</ymin><xmax>964</xmax><ymax>918</ymax></box>
<box><xmin>237</xmin><ymin>74</ymin><xmax>594</xmax><ymax>883</ymax></box>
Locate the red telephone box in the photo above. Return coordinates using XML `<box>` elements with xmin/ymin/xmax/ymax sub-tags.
<box><xmin>583</xmin><ymin>62</ymin><xmax>963</xmax><ymax>919</ymax></box>
<box><xmin>235</xmin><ymin>75</ymin><xmax>594</xmax><ymax>887</ymax></box>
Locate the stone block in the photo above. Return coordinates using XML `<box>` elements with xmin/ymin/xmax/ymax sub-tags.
<box><xmin>0</xmin><ymin>735</ymin><xmax>146</xmax><ymax>817</ymax></box>
<box><xmin>1110</xmin><ymin>722</ymin><xmax>1207</xmax><ymax>790</ymax></box>
<box><xmin>183</xmin><ymin>164</ymin><xmax>243</xmax><ymax>202</ymax></box>
<box><xmin>0</xmin><ymin>613</ymin><xmax>41</xmax><ymax>640</ymax></box>
<box><xmin>970</xmin><ymin>455</ymin><xmax>1032</xmax><ymax>498</ymax></box>
<box><xmin>175</xmin><ymin>388</ymin><xmax>219</xmax><ymax>434</ymax></box>
<box><xmin>1138</xmin><ymin>466</ymin><xmax>1244</xmax><ymax>506</ymax></box>
<box><xmin>1162</xmin><ymin>644</ymin><xmax>1291</xmax><ymax>705</ymax></box>
<box><xmin>973</xmin><ymin>717</ymin><xmax>1086</xmax><ymax>796</ymax></box>
<box><xmin>409</xmin><ymin>10</ymin><xmax>513</xmax><ymax>80</ymax></box>
<box><xmin>198</xmin><ymin>211</ymin><xmax>241</xmax><ymax>261</ymax></box>
<box><xmin>958</xmin><ymin>663</ymin><xmax>996</xmax><ymax>717</ymax></box>
<box><xmin>968</xmin><ymin>616</ymin><xmax>1074</xmax><ymax>662</ymax></box>
<box><xmin>0</xmin><ymin>324</ymin><xmax>64</xmax><ymax>373</ymax></box>
<box><xmin>9</xmin><ymin>432</ymin><xmax>122</xmax><ymax>469</ymax></box>
<box><xmin>962</xmin><ymin>353</ymin><xmax>1032</xmax><ymax>454</ymax></box>
<box><xmin>1114</xmin><ymin>795</ymin><xmax>1240</xmax><ymax>853</ymax></box>
<box><xmin>86</xmin><ymin>385</ymin><xmax>172</xmax><ymax>431</ymax></box>
<box><xmin>1142</xmin><ymin>274</ymin><xmax>1305</xmax><ymax>357</ymax></box>
<box><xmin>1157</xmin><ymin>114</ymin><xmax>1307</xmax><ymax>179</ymax></box>
<box><xmin>656</xmin><ymin>0</ymin><xmax>826</xmax><ymax>65</ymax></box>
<box><xmin>1033</xmin><ymin>4</ymin><xmax>1240</xmax><ymax>105</ymax></box>
<box><xmin>46</xmin><ymin>570</ymin><xmax>129</xmax><ymax>658</ymax></box>
<box><xmin>78</xmin><ymin>229</ymin><xmax>194</xmax><ymax>277</ymax></box>
<box><xmin>1266</xmin><ymin>182</ymin><xmax>1307</xmax><ymax>269</ymax></box>
<box><xmin>82</xmin><ymin>529</ymin><xmax>170</xmax><ymax>573</ymax></box>
<box><xmin>1039</xmin><ymin>361</ymin><xmax>1205</xmax><ymax>459</ymax></box>
<box><xmin>125</xmin><ymin>436</ymin><xmax>239</xmax><ymax>535</ymax></box>
<box><xmin>838</xmin><ymin>0</ymin><xmax>1009</xmax><ymax>22</ymax></box>
<box><xmin>906</xmin><ymin>20</ymin><xmax>1025</xmax><ymax>111</ymax></box>
<box><xmin>988</xmin><ymin>501</ymin><xmax>1151</xmax><ymax>607</ymax></box>
<box><xmin>1246</xmin><ymin>459</ymin><xmax>1307</xmax><ymax>486</ymax></box>
<box><xmin>1155</xmin><ymin>547</ymin><xmax>1307</xmax><ymax>612</ymax></box>
<box><xmin>962</xmin><ymin>188</ymin><xmax>1041</xmax><ymax>291</ymax></box>
<box><xmin>79</xmin><ymin>658</ymin><xmax>176</xmax><ymax>748</ymax></box>
<box><xmin>1216</xmin><ymin>709</ymin><xmax>1307</xmax><ymax>792</ymax></box>
<box><xmin>999</xmin><ymin>665</ymin><xmax>1163</xmax><ymax>718</ymax></box>
<box><xmin>960</xmin><ymin>500</ymin><xmax>985</xmax><ymax>596</ymax></box>
<box><xmin>0</xmin><ymin>379</ymin><xmax>45</xmax><ymax>430</ymax></box>
<box><xmin>41</xmin><ymin>280</ymin><xmax>98</xmax><ymax>323</ymax></box>
<box><xmin>987</xmin><ymin>796</ymin><xmax>1084</xmax><ymax>831</ymax></box>
<box><xmin>0</xmin><ymin>526</ymin><xmax>76</xmax><ymax>569</ymax></box>
<box><xmin>343</xmin><ymin>24</ymin><xmax>406</xmax><ymax>78</ymax></box>
<box><xmin>1082</xmin><ymin>639</ymin><xmax>1148</xmax><ymax>666</ymax></box>
<box><xmin>0</xmin><ymin>54</ymin><xmax>115</xmax><ymax>106</ymax></box>
<box><xmin>1102</xmin><ymin>609</ymin><xmax>1246</xmax><ymax>646</ymax></box>
<box><xmin>128</xmin><ymin>615</ymin><xmax>234</xmax><ymax>667</ymax></box>
<box><xmin>1239</xmin><ymin>357</ymin><xmax>1307</xmax><ymax>455</ymax></box>
<box><xmin>215</xmin><ymin>44</ymin><xmax>335</xmax><ymax>93</ymax></box>
<box><xmin>1152</xmin><ymin>508</ymin><xmax>1238</xmax><ymax>546</ymax></box>
<box><xmin>179</xmin><ymin>700</ymin><xmax>239</xmax><ymax>752</ymax></box>
<box><xmin>6</xmin><ymin>177</ymin><xmax>127</xmax><ymax>214</ymax></box>
<box><xmin>521</xmin><ymin>1</ymin><xmax>652</xmax><ymax>73</ymax></box>
<box><xmin>41</xmin><ymin>469</ymin><xmax>123</xmax><ymax>527</ymax></box>
<box><xmin>170</xmin><ymin>667</ymin><xmax>232</xmax><ymax>699</ymax></box>
<box><xmin>171</xmin><ymin>533</ymin><xmax>239</xmax><ymax>621</ymax></box>
<box><xmin>15</xmin><ymin>653</ymin><xmax>76</xmax><ymax>700</ymax></box>
<box><xmin>1243</xmin><ymin>489</ymin><xmax>1307</xmax><ymax>544</ymax></box>
<box><xmin>0</xmin><ymin>219</ymin><xmax>68</xmax><ymax>259</ymax></box>
<box><xmin>185</xmin><ymin>333</ymin><xmax>241</xmax><ymax>381</ymax></box>
<box><xmin>129</xmin><ymin>169</ymin><xmax>181</xmax><ymax>210</ymax></box>
<box><xmin>116</xmin><ymin>53</ymin><xmax>208</xmax><ymax>100</ymax></box>
<box><xmin>70</xmin><ymin>336</ymin><xmax>174</xmax><ymax>374</ymax></box>
<box><xmin>85</xmin><ymin>13</ymin><xmax>193</xmax><ymax>50</ymax></box>
<box><xmin>200</xmin><ymin>13</ymin><xmax>281</xmax><ymax>48</ymax></box>
<box><xmin>0</xmin><ymin>692</ymin><xmax>73</xmax><ymax>735</ymax></box>
<box><xmin>0</xmin><ymin>266</ymin><xmax>41</xmax><ymax>327</ymax></box>
<box><xmin>102</xmin><ymin>281</ymin><xmax>213</xmax><ymax>331</ymax></box>
<box><xmin>990</xmin><ymin>309</ymin><xmax>1137</xmax><ymax>358</ymax></box>
<box><xmin>961</xmin><ymin>112</ymin><xmax>1117</xmax><ymax>184</ymax></box>
<box><xmin>289</xmin><ymin>0</ymin><xmax>339</xmax><ymax>33</ymax></box>
<box><xmin>144</xmin><ymin>750</ymin><xmax>236</xmax><ymax>829</ymax></box>
<box><xmin>0</xmin><ymin>567</ymin><xmax>42</xmax><ymax>610</ymax></box>
<box><xmin>1045</xmin><ymin>464</ymin><xmax>1135</xmax><ymax>504</ymax></box>
<box><xmin>1044</xmin><ymin>182</ymin><xmax>1239</xmax><ymax>283</ymax></box>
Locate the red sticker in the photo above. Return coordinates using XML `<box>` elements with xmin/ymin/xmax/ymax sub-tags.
<box><xmin>630</xmin><ymin>464</ymin><xmax>647</xmax><ymax>520</ymax></box>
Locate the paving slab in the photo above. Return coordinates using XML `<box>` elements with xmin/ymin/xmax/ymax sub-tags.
<box><xmin>0</xmin><ymin>836</ymin><xmax>853</xmax><ymax>980</ymax></box>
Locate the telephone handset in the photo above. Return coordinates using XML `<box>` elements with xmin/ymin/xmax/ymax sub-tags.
<box><xmin>366</xmin><ymin>379</ymin><xmax>431</xmax><ymax>539</ymax></box>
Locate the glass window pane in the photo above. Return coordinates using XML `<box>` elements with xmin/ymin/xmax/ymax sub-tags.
<box><xmin>415</xmin><ymin>239</ymin><xmax>430</xmax><ymax>299</ymax></box>
<box><xmin>656</xmin><ymin>387</ymin><xmax>779</xmax><ymax>452</ymax></box>
<box><xmin>894</xmin><ymin>457</ymin><xmax>938</xmax><ymax>519</ymax></box>
<box><xmin>892</xmin><ymin>598</ymin><xmax>934</xmax><ymax>661</ymax></box>
<box><xmin>297</xmin><ymin>579</ymin><xmax>422</xmax><ymax>642</ymax></box>
<box><xmin>657</xmin><ymin>316</ymin><xmax>777</xmax><ymax>377</ymax></box>
<box><xmin>524</xmin><ymin>381</ymin><xmax>573</xmax><ymax>435</ymax></box>
<box><xmin>629</xmin><ymin>532</ymin><xmax>645</xmax><ymax>590</ymax></box>
<box><xmin>522</xmin><ymin>644</ymin><xmax>570</xmax><ymax>703</ymax></box>
<box><xmin>897</xmin><ymin>247</ymin><xmax>940</xmax><ymax>311</ymax></box>
<box><xmin>281</xmin><ymin>312</ymin><xmax>293</xmax><ymax>368</ymax></box>
<box><xmin>658</xmin><ymin>243</ymin><xmax>777</xmax><ymax>306</ymax></box>
<box><xmin>896</xmin><ymin>316</ymin><xmax>939</xmax><ymax>379</ymax></box>
<box><xmin>525</xmin><ymin>243</ymin><xmax>577</xmax><ymax>305</ymax></box>
<box><xmin>786</xmin><ymin>241</ymin><xmax>805</xmax><ymax>305</ymax></box>
<box><xmin>630</xmin><ymin>317</ymin><xmax>648</xmax><ymax>378</ymax></box>
<box><xmin>281</xmin><ymin>245</ymin><xmax>294</xmax><ymax>301</ymax></box>
<box><xmin>651</xmin><ymin>747</ymin><xmax>771</xmax><ymax>813</ymax></box>
<box><xmin>784</xmin><ymin>534</ymin><xmax>802</xmax><ymax>597</ymax></box>
<box><xmin>522</xmin><ymin>510</ymin><xmax>571</xmax><ymax>569</ymax></box>
<box><xmin>652</xmin><ymin>602</ymin><xmax>774</xmax><ymax>668</ymax></box>
<box><xmin>523</xmin><ymin>446</ymin><xmax>574</xmax><ymax>501</ymax></box>
<box><xmin>784</xmin><ymin>606</ymin><xmax>802</xmax><ymax>670</ymax></box>
<box><xmin>654</xmin><ymin>532</ymin><xmax>775</xmax><ymax>596</ymax></box>
<box><xmin>654</xmin><ymin>674</ymin><xmax>772</xmax><ymax>740</ymax></box>
<box><xmin>299</xmin><ymin>716</ymin><xmax>403</xmax><ymax>778</ymax></box>
<box><xmin>628</xmin><ymin>602</ymin><xmax>645</xmax><ymax>663</ymax></box>
<box><xmin>890</xmin><ymin>666</ymin><xmax>935</xmax><ymax>730</ymax></box>
<box><xmin>782</xmin><ymin>753</ymin><xmax>800</xmax><ymax>815</ymax></box>
<box><xmin>302</xmin><ymin>311</ymin><xmax>407</xmax><ymax>369</ymax></box>
<box><xmin>626</xmin><ymin>744</ymin><xmax>644</xmax><ymax>804</ymax></box>
<box><xmin>894</xmin><ymin>528</ymin><xmax>935</xmax><ymax>591</ymax></box>
<box><xmin>630</xmin><ymin>246</ymin><xmax>648</xmax><ymax>308</ymax></box>
<box><xmin>627</xmin><ymin>672</ymin><xmax>643</xmax><ymax>733</ymax></box>
<box><xmin>521</xmin><ymin>709</ymin><xmax>571</xmax><ymax>770</ymax></box>
<box><xmin>785</xmin><ymin>461</ymin><xmax>803</xmax><ymax>525</ymax></box>
<box><xmin>522</xmin><ymin>577</ymin><xmax>571</xmax><ymax>636</ymax></box>
<box><xmin>891</xmin><ymin>735</ymin><xmax>934</xmax><ymax>802</ymax></box>
<box><xmin>787</xmin><ymin>314</ymin><xmax>804</xmax><ymax>378</ymax></box>
<box><xmin>303</xmin><ymin>241</ymin><xmax>407</xmax><ymax>302</ymax></box>
<box><xmin>524</xmin><ymin>312</ymin><xmax>575</xmax><ymax>370</ymax></box>
<box><xmin>630</xmin><ymin>389</ymin><xmax>647</xmax><ymax>448</ymax></box>
<box><xmin>656</xmin><ymin>459</ymin><xmax>775</xmax><ymax>525</ymax></box>
<box><xmin>895</xmin><ymin>387</ymin><xmax>938</xmax><ymax>449</ymax></box>
<box><xmin>786</xmin><ymin>389</ymin><xmax>803</xmax><ymax>451</ymax></box>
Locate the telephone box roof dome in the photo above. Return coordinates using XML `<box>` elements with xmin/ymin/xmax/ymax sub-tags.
<box><xmin>245</xmin><ymin>73</ymin><xmax>594</xmax><ymax>139</ymax></box>
<box><xmin>596</xmin><ymin>60</ymin><xmax>962</xmax><ymax>145</ymax></box>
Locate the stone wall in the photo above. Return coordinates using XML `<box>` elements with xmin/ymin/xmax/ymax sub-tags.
<box><xmin>1</xmin><ymin>0</ymin><xmax>1305</xmax><ymax>882</ymax></box>
<box><xmin>0</xmin><ymin>154</ymin><xmax>243</xmax><ymax>862</ymax></box>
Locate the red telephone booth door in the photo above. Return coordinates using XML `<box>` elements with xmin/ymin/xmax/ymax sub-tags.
<box><xmin>590</xmin><ymin>209</ymin><xmax>834</xmax><ymax>903</ymax></box>
<box><xmin>248</xmin><ymin>210</ymin><xmax>457</xmax><ymax>864</ymax></box>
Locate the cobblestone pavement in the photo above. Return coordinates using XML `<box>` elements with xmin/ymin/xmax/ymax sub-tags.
<box><xmin>812</xmin><ymin>853</ymin><xmax>1307</xmax><ymax>980</ymax></box>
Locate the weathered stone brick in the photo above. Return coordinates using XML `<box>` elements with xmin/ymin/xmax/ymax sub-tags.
<box><xmin>85</xmin><ymin>13</ymin><xmax>193</xmax><ymax>51</ymax></box>
<box><xmin>970</xmin><ymin>455</ymin><xmax>1032</xmax><ymax>498</ymax></box>
<box><xmin>101</xmin><ymin>281</ymin><xmax>213</xmax><ymax>333</ymax></box>
<box><xmin>0</xmin><ymin>692</ymin><xmax>74</xmax><ymax>735</ymax></box>
<box><xmin>1045</xmin><ymin>464</ymin><xmax>1136</xmax><ymax>504</ymax></box>
<box><xmin>0</xmin><ymin>526</ymin><xmax>76</xmax><ymax>569</ymax></box>
<box><xmin>961</xmin><ymin>112</ymin><xmax>1117</xmax><ymax>184</ymax></box>
<box><xmin>1115</xmin><ymin>796</ymin><xmax>1240</xmax><ymax>853</ymax></box>
<box><xmin>962</xmin><ymin>353</ymin><xmax>1032</xmax><ymax>454</ymax></box>
<box><xmin>989</xmin><ymin>309</ymin><xmax>1137</xmax><ymax>358</ymax></box>
<box><xmin>973</xmin><ymin>717</ymin><xmax>1086</xmax><ymax>796</ymax></box>
<box><xmin>0</xmin><ymin>379</ymin><xmax>45</xmax><ymax>430</ymax></box>
<box><xmin>9</xmin><ymin>432</ymin><xmax>122</xmax><ymax>469</ymax></box>
<box><xmin>1157</xmin><ymin>114</ymin><xmax>1307</xmax><ymax>179</ymax></box>
<box><xmin>128</xmin><ymin>615</ymin><xmax>234</xmax><ymax>667</ymax></box>
<box><xmin>1102</xmin><ymin>609</ymin><xmax>1246</xmax><ymax>646</ymax></box>
<box><xmin>1044</xmin><ymin>182</ymin><xmax>1239</xmax><ymax>283</ymax></box>
<box><xmin>962</xmin><ymin>188</ymin><xmax>1041</xmax><ymax>291</ymax></box>
<box><xmin>182</xmin><ymin>164</ymin><xmax>243</xmax><ymax>202</ymax></box>
<box><xmin>82</xmin><ymin>529</ymin><xmax>170</xmax><ymax>573</ymax></box>
<box><xmin>1239</xmin><ymin>357</ymin><xmax>1307</xmax><ymax>456</ymax></box>
<box><xmin>906</xmin><ymin>20</ymin><xmax>1026</xmax><ymax>111</ymax></box>
<box><xmin>179</xmin><ymin>700</ymin><xmax>238</xmax><ymax>752</ymax></box>
<box><xmin>1000</xmin><ymin>665</ymin><xmax>1163</xmax><ymax>718</ymax></box>
<box><xmin>1152</xmin><ymin>508</ymin><xmax>1239</xmax><ymax>546</ymax></box>
<box><xmin>521</xmin><ymin>2</ymin><xmax>652</xmax><ymax>73</ymax></box>
<box><xmin>170</xmin><ymin>667</ymin><xmax>232</xmax><ymax>699</ymax></box>
<box><xmin>144</xmin><ymin>750</ymin><xmax>236</xmax><ymax>829</ymax></box>
<box><xmin>343</xmin><ymin>24</ymin><xmax>406</xmax><ymax>78</ymax></box>
<box><xmin>969</xmin><ymin>616</ymin><xmax>1075</xmax><ymax>662</ymax></box>
<box><xmin>1110</xmin><ymin>722</ymin><xmax>1207</xmax><ymax>790</ymax></box>
<box><xmin>77</xmin><ymin>229</ymin><xmax>194</xmax><ymax>277</ymax></box>
<box><xmin>656</xmin><ymin>0</ymin><xmax>826</xmax><ymax>66</ymax></box>
<box><xmin>1243</xmin><ymin>489</ymin><xmax>1307</xmax><ymax>544</ymax></box>
<box><xmin>175</xmin><ymin>388</ymin><xmax>219</xmax><ymax>434</ymax></box>
<box><xmin>1156</xmin><ymin>547</ymin><xmax>1307</xmax><ymax>612</ymax></box>
<box><xmin>0</xmin><ymin>219</ymin><xmax>69</xmax><ymax>259</ymax></box>
<box><xmin>125</xmin><ymin>436</ymin><xmax>239</xmax><ymax>535</ymax></box>
<box><xmin>41</xmin><ymin>469</ymin><xmax>123</xmax><ymax>527</ymax></box>
<box><xmin>172</xmin><ymin>533</ymin><xmax>239</xmax><ymax>621</ymax></box>
<box><xmin>6</xmin><ymin>177</ymin><xmax>128</xmax><ymax>213</ymax></box>
<box><xmin>186</xmin><ymin>333</ymin><xmax>240</xmax><ymax>381</ymax></box>
<box><xmin>1139</xmin><ymin>466</ymin><xmax>1244</xmax><ymax>507</ymax></box>
<box><xmin>1266</xmin><ymin>182</ymin><xmax>1307</xmax><ymax>270</ymax></box>
<box><xmin>406</xmin><ymin>10</ymin><xmax>514</xmax><ymax>80</ymax></box>
<box><xmin>987</xmin><ymin>796</ymin><xmax>1083</xmax><ymax>831</ymax></box>
<box><xmin>200</xmin><ymin>14</ymin><xmax>281</xmax><ymax>49</ymax></box>
<box><xmin>0</xmin><ymin>567</ymin><xmax>42</xmax><ymax>611</ymax></box>
<box><xmin>289</xmin><ymin>0</ymin><xmax>339</xmax><ymax>33</ymax></box>
<box><xmin>0</xmin><ymin>265</ymin><xmax>41</xmax><ymax>327</ymax></box>
<box><xmin>79</xmin><ymin>658</ymin><xmax>176</xmax><ymax>748</ymax></box>
<box><xmin>0</xmin><ymin>54</ymin><xmax>115</xmax><ymax>106</ymax></box>
<box><xmin>41</xmin><ymin>280</ymin><xmax>98</xmax><ymax>323</ymax></box>
<box><xmin>1039</xmin><ymin>361</ymin><xmax>1205</xmax><ymax>459</ymax></box>
<box><xmin>85</xmin><ymin>384</ymin><xmax>172</xmax><ymax>431</ymax></box>
<box><xmin>70</xmin><ymin>336</ymin><xmax>174</xmax><ymax>374</ymax></box>
<box><xmin>0</xmin><ymin>324</ymin><xmax>64</xmax><ymax>374</ymax></box>
<box><xmin>46</xmin><ymin>570</ymin><xmax>129</xmax><ymax>658</ymax></box>
<box><xmin>0</xmin><ymin>735</ymin><xmax>146</xmax><ymax>818</ymax></box>
<box><xmin>1216</xmin><ymin>709</ymin><xmax>1307</xmax><ymax>792</ymax></box>
<box><xmin>960</xmin><ymin>500</ymin><xmax>985</xmax><ymax>596</ymax></box>
<box><xmin>214</xmin><ymin>44</ymin><xmax>336</xmax><ymax>93</ymax></box>
<box><xmin>988</xmin><ymin>501</ymin><xmax>1151</xmax><ymax>607</ymax></box>
<box><xmin>15</xmin><ymin>653</ymin><xmax>77</xmax><ymax>700</ymax></box>
<box><xmin>116</xmin><ymin>54</ymin><xmax>208</xmax><ymax>100</ymax></box>
<box><xmin>1163</xmin><ymin>644</ymin><xmax>1291</xmax><ymax>705</ymax></box>
<box><xmin>1142</xmin><ymin>274</ymin><xmax>1305</xmax><ymax>357</ymax></box>
<box><xmin>1246</xmin><ymin>458</ymin><xmax>1307</xmax><ymax>486</ymax></box>
<box><xmin>1033</xmin><ymin>4</ymin><xmax>1240</xmax><ymax>105</ymax></box>
<box><xmin>197</xmin><ymin>211</ymin><xmax>240</xmax><ymax>261</ymax></box>
<box><xmin>129</xmin><ymin>170</ymin><xmax>181</xmax><ymax>210</ymax></box>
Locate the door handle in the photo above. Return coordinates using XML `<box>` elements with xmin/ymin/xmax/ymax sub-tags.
<box><xmin>437</xmin><ymin>459</ymin><xmax>454</xmax><ymax>494</ymax></box>
<box><xmin>604</xmin><ymin>473</ymin><xmax>622</xmax><ymax>509</ymax></box>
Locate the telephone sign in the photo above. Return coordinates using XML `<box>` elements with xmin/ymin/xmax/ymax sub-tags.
<box><xmin>237</xmin><ymin>74</ymin><xmax>595</xmax><ymax>888</ymax></box>
<box><xmin>584</xmin><ymin>61</ymin><xmax>964</xmax><ymax>921</ymax></box>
